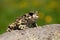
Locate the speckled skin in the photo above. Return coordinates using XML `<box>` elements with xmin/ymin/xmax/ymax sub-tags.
<box><xmin>7</xmin><ymin>11</ymin><xmax>39</xmax><ymax>32</ymax></box>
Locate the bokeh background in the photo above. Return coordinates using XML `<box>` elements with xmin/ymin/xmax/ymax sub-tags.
<box><xmin>0</xmin><ymin>0</ymin><xmax>60</xmax><ymax>34</ymax></box>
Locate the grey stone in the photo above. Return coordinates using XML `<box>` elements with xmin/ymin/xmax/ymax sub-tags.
<box><xmin>0</xmin><ymin>24</ymin><xmax>60</xmax><ymax>40</ymax></box>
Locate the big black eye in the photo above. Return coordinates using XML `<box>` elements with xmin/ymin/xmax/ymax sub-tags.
<box><xmin>29</xmin><ymin>13</ymin><xmax>33</xmax><ymax>16</ymax></box>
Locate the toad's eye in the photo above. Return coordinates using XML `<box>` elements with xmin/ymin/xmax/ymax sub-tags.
<box><xmin>29</xmin><ymin>13</ymin><xmax>33</xmax><ymax>16</ymax></box>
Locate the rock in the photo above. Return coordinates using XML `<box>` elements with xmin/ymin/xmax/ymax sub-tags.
<box><xmin>0</xmin><ymin>24</ymin><xmax>60</xmax><ymax>40</ymax></box>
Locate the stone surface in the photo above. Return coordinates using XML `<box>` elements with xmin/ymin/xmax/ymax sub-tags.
<box><xmin>0</xmin><ymin>24</ymin><xmax>60</xmax><ymax>40</ymax></box>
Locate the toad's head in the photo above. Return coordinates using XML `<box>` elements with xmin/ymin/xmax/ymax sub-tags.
<box><xmin>28</xmin><ymin>11</ymin><xmax>39</xmax><ymax>20</ymax></box>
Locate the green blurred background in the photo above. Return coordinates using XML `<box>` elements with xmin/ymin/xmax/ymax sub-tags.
<box><xmin>0</xmin><ymin>0</ymin><xmax>60</xmax><ymax>34</ymax></box>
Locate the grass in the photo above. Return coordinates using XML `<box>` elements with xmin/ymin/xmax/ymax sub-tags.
<box><xmin>0</xmin><ymin>0</ymin><xmax>60</xmax><ymax>34</ymax></box>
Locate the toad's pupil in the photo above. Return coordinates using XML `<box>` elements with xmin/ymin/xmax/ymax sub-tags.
<box><xmin>29</xmin><ymin>13</ymin><xmax>33</xmax><ymax>16</ymax></box>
